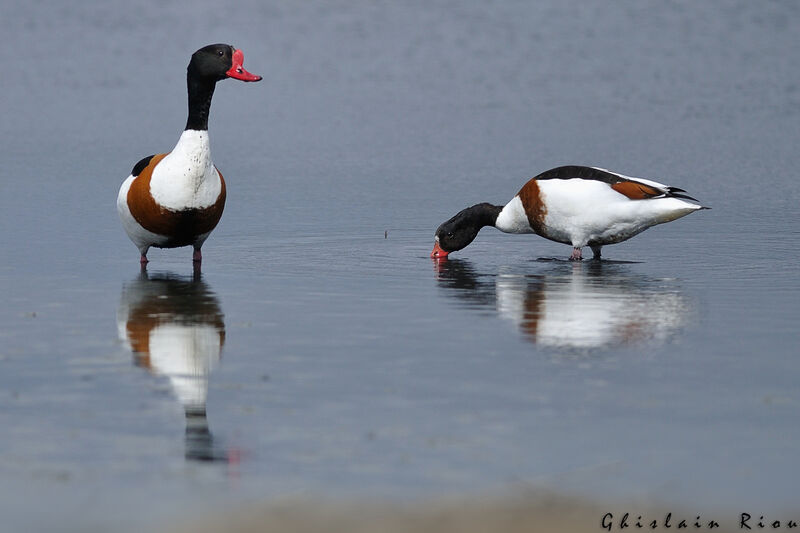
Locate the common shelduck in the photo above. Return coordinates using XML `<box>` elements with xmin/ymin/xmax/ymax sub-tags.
<box><xmin>117</xmin><ymin>44</ymin><xmax>261</xmax><ymax>265</ymax></box>
<box><xmin>431</xmin><ymin>166</ymin><xmax>709</xmax><ymax>260</ymax></box>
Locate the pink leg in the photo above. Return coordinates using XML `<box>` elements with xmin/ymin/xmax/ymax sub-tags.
<box><xmin>569</xmin><ymin>247</ymin><xmax>583</xmax><ymax>261</ymax></box>
<box><xmin>193</xmin><ymin>249</ymin><xmax>202</xmax><ymax>263</ymax></box>
<box><xmin>140</xmin><ymin>254</ymin><xmax>149</xmax><ymax>265</ymax></box>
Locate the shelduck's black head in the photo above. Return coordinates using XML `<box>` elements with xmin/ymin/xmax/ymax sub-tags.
<box><xmin>184</xmin><ymin>44</ymin><xmax>261</xmax><ymax>131</ymax></box>
<box><xmin>431</xmin><ymin>203</ymin><xmax>501</xmax><ymax>259</ymax></box>
<box><xmin>188</xmin><ymin>44</ymin><xmax>262</xmax><ymax>83</ymax></box>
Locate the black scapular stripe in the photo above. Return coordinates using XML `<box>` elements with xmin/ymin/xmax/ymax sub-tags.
<box><xmin>131</xmin><ymin>155</ymin><xmax>156</xmax><ymax>177</ymax></box>
<box><xmin>533</xmin><ymin>165</ymin><xmax>700</xmax><ymax>201</ymax></box>
<box><xmin>533</xmin><ymin>165</ymin><xmax>623</xmax><ymax>184</ymax></box>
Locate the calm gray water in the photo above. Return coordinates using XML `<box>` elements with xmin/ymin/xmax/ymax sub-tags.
<box><xmin>2</xmin><ymin>1</ymin><xmax>800</xmax><ymax>531</ymax></box>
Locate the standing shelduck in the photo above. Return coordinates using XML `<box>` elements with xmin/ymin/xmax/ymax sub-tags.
<box><xmin>117</xmin><ymin>44</ymin><xmax>261</xmax><ymax>265</ymax></box>
<box><xmin>431</xmin><ymin>165</ymin><xmax>709</xmax><ymax>260</ymax></box>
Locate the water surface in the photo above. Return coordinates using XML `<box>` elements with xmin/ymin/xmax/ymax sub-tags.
<box><xmin>1</xmin><ymin>1</ymin><xmax>799</xmax><ymax>531</ymax></box>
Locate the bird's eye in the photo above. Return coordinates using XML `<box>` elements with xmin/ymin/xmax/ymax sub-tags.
<box><xmin>218</xmin><ymin>50</ymin><xmax>224</xmax><ymax>56</ymax></box>
<box><xmin>447</xmin><ymin>232</ymin><xmax>454</xmax><ymax>238</ymax></box>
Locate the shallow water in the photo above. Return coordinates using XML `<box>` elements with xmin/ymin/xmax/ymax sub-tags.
<box><xmin>2</xmin><ymin>1</ymin><xmax>800</xmax><ymax>531</ymax></box>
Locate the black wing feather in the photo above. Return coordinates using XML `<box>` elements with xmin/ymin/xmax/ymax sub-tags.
<box><xmin>131</xmin><ymin>155</ymin><xmax>156</xmax><ymax>177</ymax></box>
<box><xmin>534</xmin><ymin>165</ymin><xmax>701</xmax><ymax>202</ymax></box>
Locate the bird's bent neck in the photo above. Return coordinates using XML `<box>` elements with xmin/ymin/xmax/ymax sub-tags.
<box><xmin>465</xmin><ymin>203</ymin><xmax>503</xmax><ymax>229</ymax></box>
<box><xmin>185</xmin><ymin>74</ymin><xmax>217</xmax><ymax>131</ymax></box>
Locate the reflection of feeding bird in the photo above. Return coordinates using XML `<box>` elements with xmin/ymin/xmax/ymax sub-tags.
<box><xmin>435</xmin><ymin>259</ymin><xmax>690</xmax><ymax>350</ymax></box>
<box><xmin>117</xmin><ymin>272</ymin><xmax>227</xmax><ymax>461</ymax></box>
<box><xmin>431</xmin><ymin>166</ymin><xmax>708</xmax><ymax>261</ymax></box>
<box><xmin>117</xmin><ymin>44</ymin><xmax>261</xmax><ymax>265</ymax></box>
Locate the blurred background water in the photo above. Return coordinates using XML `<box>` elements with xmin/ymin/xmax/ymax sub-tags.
<box><xmin>1</xmin><ymin>1</ymin><xmax>799</xmax><ymax>531</ymax></box>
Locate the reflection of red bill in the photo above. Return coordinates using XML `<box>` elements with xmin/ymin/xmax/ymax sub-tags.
<box><xmin>226</xmin><ymin>49</ymin><xmax>262</xmax><ymax>82</ymax></box>
<box><xmin>430</xmin><ymin>241</ymin><xmax>448</xmax><ymax>259</ymax></box>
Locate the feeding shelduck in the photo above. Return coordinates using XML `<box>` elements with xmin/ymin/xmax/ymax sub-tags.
<box><xmin>431</xmin><ymin>165</ymin><xmax>709</xmax><ymax>260</ymax></box>
<box><xmin>117</xmin><ymin>44</ymin><xmax>261</xmax><ymax>265</ymax></box>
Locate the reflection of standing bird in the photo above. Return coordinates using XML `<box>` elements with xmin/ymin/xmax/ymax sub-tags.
<box><xmin>117</xmin><ymin>44</ymin><xmax>261</xmax><ymax>265</ymax></box>
<box><xmin>117</xmin><ymin>272</ymin><xmax>226</xmax><ymax>461</ymax></box>
<box><xmin>431</xmin><ymin>166</ymin><xmax>708</xmax><ymax>260</ymax></box>
<box><xmin>435</xmin><ymin>259</ymin><xmax>690</xmax><ymax>350</ymax></box>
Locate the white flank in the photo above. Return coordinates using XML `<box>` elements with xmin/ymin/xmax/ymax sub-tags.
<box><xmin>537</xmin><ymin>179</ymin><xmax>702</xmax><ymax>248</ymax></box>
<box><xmin>149</xmin><ymin>129</ymin><xmax>222</xmax><ymax>211</ymax></box>
<box><xmin>117</xmin><ymin>174</ymin><xmax>170</xmax><ymax>253</ymax></box>
<box><xmin>495</xmin><ymin>195</ymin><xmax>535</xmax><ymax>234</ymax></box>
